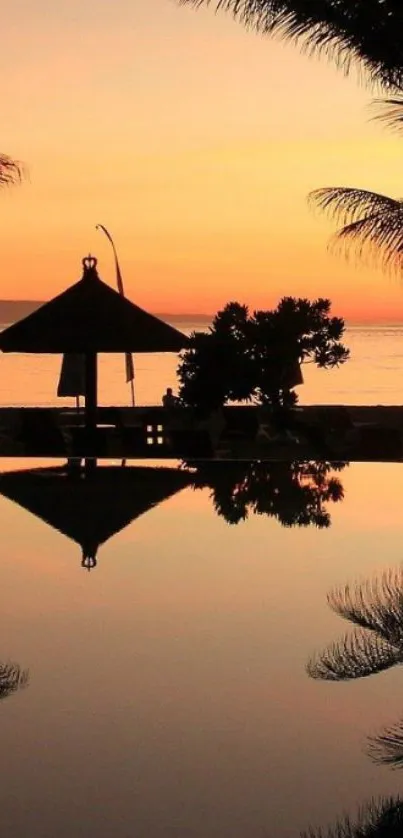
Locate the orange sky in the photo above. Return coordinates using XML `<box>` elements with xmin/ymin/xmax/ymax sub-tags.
<box><xmin>2</xmin><ymin>0</ymin><xmax>403</xmax><ymax>320</ymax></box>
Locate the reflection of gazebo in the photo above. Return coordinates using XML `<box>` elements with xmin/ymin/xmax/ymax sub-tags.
<box><xmin>0</xmin><ymin>255</ymin><xmax>187</xmax><ymax>433</ymax></box>
<box><xmin>0</xmin><ymin>465</ymin><xmax>191</xmax><ymax>569</ymax></box>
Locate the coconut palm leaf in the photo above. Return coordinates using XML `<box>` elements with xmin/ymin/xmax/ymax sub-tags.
<box><xmin>368</xmin><ymin>722</ymin><xmax>403</xmax><ymax>769</ymax></box>
<box><xmin>373</xmin><ymin>97</ymin><xmax>403</xmax><ymax>133</ymax></box>
<box><xmin>307</xmin><ymin>628</ymin><xmax>402</xmax><ymax>681</ymax></box>
<box><xmin>328</xmin><ymin>569</ymin><xmax>403</xmax><ymax>643</ymax></box>
<box><xmin>0</xmin><ymin>661</ymin><xmax>29</xmax><ymax>700</ymax></box>
<box><xmin>0</xmin><ymin>154</ymin><xmax>24</xmax><ymax>187</ymax></box>
<box><xmin>309</xmin><ymin>187</ymin><xmax>403</xmax><ymax>270</ymax></box>
<box><xmin>179</xmin><ymin>1</ymin><xmax>403</xmax><ymax>88</ymax></box>
<box><xmin>301</xmin><ymin>797</ymin><xmax>403</xmax><ymax>838</ymax></box>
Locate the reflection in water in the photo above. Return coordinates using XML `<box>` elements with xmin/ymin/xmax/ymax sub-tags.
<box><xmin>300</xmin><ymin>797</ymin><xmax>403</xmax><ymax>838</ymax></box>
<box><xmin>368</xmin><ymin>723</ymin><xmax>403</xmax><ymax>769</ymax></box>
<box><xmin>0</xmin><ymin>464</ymin><xmax>192</xmax><ymax>569</ymax></box>
<box><xmin>187</xmin><ymin>460</ymin><xmax>346</xmax><ymax>528</ymax></box>
<box><xmin>0</xmin><ymin>661</ymin><xmax>28</xmax><ymax>700</ymax></box>
<box><xmin>307</xmin><ymin>567</ymin><xmax>403</xmax><ymax>771</ymax></box>
<box><xmin>308</xmin><ymin>569</ymin><xmax>403</xmax><ymax>682</ymax></box>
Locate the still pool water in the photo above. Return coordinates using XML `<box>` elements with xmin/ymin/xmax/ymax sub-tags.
<box><xmin>0</xmin><ymin>457</ymin><xmax>403</xmax><ymax>836</ymax></box>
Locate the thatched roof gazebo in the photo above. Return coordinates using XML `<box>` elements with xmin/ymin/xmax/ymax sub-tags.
<box><xmin>0</xmin><ymin>255</ymin><xmax>188</xmax><ymax>435</ymax></box>
<box><xmin>0</xmin><ymin>464</ymin><xmax>192</xmax><ymax>569</ymax></box>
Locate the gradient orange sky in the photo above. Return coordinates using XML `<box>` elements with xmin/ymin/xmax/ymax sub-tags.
<box><xmin>2</xmin><ymin>0</ymin><xmax>403</xmax><ymax>320</ymax></box>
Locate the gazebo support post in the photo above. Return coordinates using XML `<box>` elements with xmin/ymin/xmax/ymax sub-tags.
<box><xmin>85</xmin><ymin>351</ymin><xmax>98</xmax><ymax>473</ymax></box>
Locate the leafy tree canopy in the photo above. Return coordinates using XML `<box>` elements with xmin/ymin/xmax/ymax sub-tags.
<box><xmin>178</xmin><ymin>297</ymin><xmax>349</xmax><ymax>409</ymax></box>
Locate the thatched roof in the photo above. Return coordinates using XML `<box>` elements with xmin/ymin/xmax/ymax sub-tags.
<box><xmin>0</xmin><ymin>257</ymin><xmax>188</xmax><ymax>354</ymax></box>
<box><xmin>0</xmin><ymin>464</ymin><xmax>191</xmax><ymax>562</ymax></box>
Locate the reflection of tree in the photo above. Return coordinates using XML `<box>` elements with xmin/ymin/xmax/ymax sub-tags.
<box><xmin>187</xmin><ymin>460</ymin><xmax>346</xmax><ymax>528</ymax></box>
<box><xmin>0</xmin><ymin>661</ymin><xmax>29</xmax><ymax>700</ymax></box>
<box><xmin>307</xmin><ymin>569</ymin><xmax>403</xmax><ymax>682</ymax></box>
<box><xmin>300</xmin><ymin>797</ymin><xmax>403</xmax><ymax>838</ymax></box>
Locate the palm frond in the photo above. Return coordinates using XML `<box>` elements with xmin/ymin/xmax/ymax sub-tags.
<box><xmin>179</xmin><ymin>1</ymin><xmax>403</xmax><ymax>88</ymax></box>
<box><xmin>309</xmin><ymin>187</ymin><xmax>403</xmax><ymax>271</ymax></box>
<box><xmin>0</xmin><ymin>154</ymin><xmax>24</xmax><ymax>188</ymax></box>
<box><xmin>307</xmin><ymin>628</ymin><xmax>402</xmax><ymax>682</ymax></box>
<box><xmin>373</xmin><ymin>97</ymin><xmax>403</xmax><ymax>133</ymax></box>
<box><xmin>0</xmin><ymin>661</ymin><xmax>29</xmax><ymax>700</ymax></box>
<box><xmin>368</xmin><ymin>722</ymin><xmax>403</xmax><ymax>769</ymax></box>
<box><xmin>328</xmin><ymin>569</ymin><xmax>403</xmax><ymax>643</ymax></box>
<box><xmin>301</xmin><ymin>797</ymin><xmax>403</xmax><ymax>838</ymax></box>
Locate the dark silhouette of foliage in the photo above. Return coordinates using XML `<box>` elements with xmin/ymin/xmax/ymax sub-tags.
<box><xmin>307</xmin><ymin>628</ymin><xmax>403</xmax><ymax>682</ymax></box>
<box><xmin>179</xmin><ymin>2</ymin><xmax>403</xmax><ymax>272</ymax></box>
<box><xmin>309</xmin><ymin>187</ymin><xmax>403</xmax><ymax>273</ymax></box>
<box><xmin>368</xmin><ymin>722</ymin><xmax>403</xmax><ymax>769</ymax></box>
<box><xmin>186</xmin><ymin>459</ymin><xmax>345</xmax><ymax>527</ymax></box>
<box><xmin>0</xmin><ymin>661</ymin><xmax>29</xmax><ymax>700</ymax></box>
<box><xmin>179</xmin><ymin>1</ymin><xmax>403</xmax><ymax>89</ymax></box>
<box><xmin>307</xmin><ymin>568</ymin><xmax>403</xmax><ymax>682</ymax></box>
<box><xmin>178</xmin><ymin>299</ymin><xmax>348</xmax><ymax>410</ymax></box>
<box><xmin>306</xmin><ymin>568</ymin><xmax>403</xmax><ymax>770</ymax></box>
<box><xmin>300</xmin><ymin>797</ymin><xmax>403</xmax><ymax>838</ymax></box>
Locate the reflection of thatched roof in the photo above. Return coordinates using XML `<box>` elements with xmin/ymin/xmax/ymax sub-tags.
<box><xmin>0</xmin><ymin>465</ymin><xmax>191</xmax><ymax>559</ymax></box>
<box><xmin>0</xmin><ymin>259</ymin><xmax>188</xmax><ymax>354</ymax></box>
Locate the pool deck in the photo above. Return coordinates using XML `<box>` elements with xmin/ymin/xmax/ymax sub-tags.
<box><xmin>0</xmin><ymin>404</ymin><xmax>402</xmax><ymax>462</ymax></box>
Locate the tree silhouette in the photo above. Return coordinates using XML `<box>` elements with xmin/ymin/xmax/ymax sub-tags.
<box><xmin>179</xmin><ymin>2</ymin><xmax>403</xmax><ymax>273</ymax></box>
<box><xmin>179</xmin><ymin>1</ymin><xmax>403</xmax><ymax>89</ymax></box>
<box><xmin>187</xmin><ymin>459</ymin><xmax>345</xmax><ymax>527</ymax></box>
<box><xmin>300</xmin><ymin>797</ymin><xmax>403</xmax><ymax>838</ymax></box>
<box><xmin>309</xmin><ymin>186</ymin><xmax>403</xmax><ymax>274</ymax></box>
<box><xmin>178</xmin><ymin>299</ymin><xmax>348</xmax><ymax>410</ymax></box>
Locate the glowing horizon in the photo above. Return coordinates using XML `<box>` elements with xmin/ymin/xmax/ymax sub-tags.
<box><xmin>2</xmin><ymin>0</ymin><xmax>403</xmax><ymax>321</ymax></box>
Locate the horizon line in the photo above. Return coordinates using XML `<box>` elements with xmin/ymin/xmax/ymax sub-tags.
<box><xmin>0</xmin><ymin>300</ymin><xmax>402</xmax><ymax>325</ymax></box>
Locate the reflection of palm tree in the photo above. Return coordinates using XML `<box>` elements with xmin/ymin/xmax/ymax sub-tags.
<box><xmin>306</xmin><ymin>568</ymin><xmax>403</xmax><ymax>769</ymax></box>
<box><xmin>179</xmin><ymin>1</ymin><xmax>403</xmax><ymax>89</ymax></box>
<box><xmin>308</xmin><ymin>569</ymin><xmax>403</xmax><ymax>682</ymax></box>
<box><xmin>187</xmin><ymin>460</ymin><xmax>345</xmax><ymax>527</ymax></box>
<box><xmin>368</xmin><ymin>721</ymin><xmax>403</xmax><ymax>769</ymax></box>
<box><xmin>300</xmin><ymin>796</ymin><xmax>403</xmax><ymax>838</ymax></box>
<box><xmin>0</xmin><ymin>661</ymin><xmax>29</xmax><ymax>700</ymax></box>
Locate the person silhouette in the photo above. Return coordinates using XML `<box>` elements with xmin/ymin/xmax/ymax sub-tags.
<box><xmin>162</xmin><ymin>387</ymin><xmax>177</xmax><ymax>408</ymax></box>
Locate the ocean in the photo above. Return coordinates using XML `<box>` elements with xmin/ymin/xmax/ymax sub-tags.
<box><xmin>0</xmin><ymin>319</ymin><xmax>402</xmax><ymax>408</ymax></box>
<box><xmin>0</xmin><ymin>319</ymin><xmax>402</xmax><ymax>837</ymax></box>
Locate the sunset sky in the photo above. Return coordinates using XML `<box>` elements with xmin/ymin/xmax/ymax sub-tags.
<box><xmin>2</xmin><ymin>0</ymin><xmax>403</xmax><ymax>320</ymax></box>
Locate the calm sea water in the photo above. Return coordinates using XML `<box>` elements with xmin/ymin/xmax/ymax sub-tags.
<box><xmin>0</xmin><ymin>320</ymin><xmax>402</xmax><ymax>407</ymax></box>
<box><xmin>0</xmin><ymin>323</ymin><xmax>403</xmax><ymax>837</ymax></box>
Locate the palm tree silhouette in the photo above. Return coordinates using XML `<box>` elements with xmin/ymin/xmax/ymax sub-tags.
<box><xmin>180</xmin><ymin>2</ymin><xmax>403</xmax><ymax>270</ymax></box>
<box><xmin>306</xmin><ymin>567</ymin><xmax>403</xmax><ymax>769</ymax></box>
<box><xmin>307</xmin><ymin>567</ymin><xmax>403</xmax><ymax>682</ymax></box>
<box><xmin>300</xmin><ymin>796</ymin><xmax>403</xmax><ymax>838</ymax></box>
<box><xmin>179</xmin><ymin>1</ymin><xmax>403</xmax><ymax>89</ymax></box>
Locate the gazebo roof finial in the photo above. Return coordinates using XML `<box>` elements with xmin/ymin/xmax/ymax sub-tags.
<box><xmin>82</xmin><ymin>254</ymin><xmax>98</xmax><ymax>277</ymax></box>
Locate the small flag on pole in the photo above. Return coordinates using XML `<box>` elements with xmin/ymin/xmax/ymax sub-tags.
<box><xmin>96</xmin><ymin>224</ymin><xmax>135</xmax><ymax>406</ymax></box>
